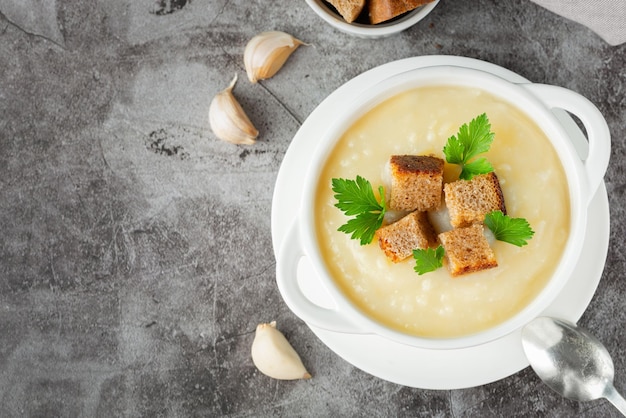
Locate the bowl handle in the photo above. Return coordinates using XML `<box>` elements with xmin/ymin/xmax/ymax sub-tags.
<box><xmin>522</xmin><ymin>83</ymin><xmax>611</xmax><ymax>202</ymax></box>
<box><xmin>276</xmin><ymin>219</ymin><xmax>365</xmax><ymax>333</ymax></box>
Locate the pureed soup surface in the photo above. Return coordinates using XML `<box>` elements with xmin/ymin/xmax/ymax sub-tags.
<box><xmin>315</xmin><ymin>85</ymin><xmax>570</xmax><ymax>338</ymax></box>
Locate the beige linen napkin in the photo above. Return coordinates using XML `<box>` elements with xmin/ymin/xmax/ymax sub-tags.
<box><xmin>531</xmin><ymin>0</ymin><xmax>626</xmax><ymax>45</ymax></box>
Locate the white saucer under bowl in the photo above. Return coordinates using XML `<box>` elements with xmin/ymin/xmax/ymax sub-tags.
<box><xmin>271</xmin><ymin>55</ymin><xmax>609</xmax><ymax>390</ymax></box>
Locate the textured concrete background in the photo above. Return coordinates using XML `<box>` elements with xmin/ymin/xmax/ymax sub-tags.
<box><xmin>1</xmin><ymin>0</ymin><xmax>625</xmax><ymax>416</ymax></box>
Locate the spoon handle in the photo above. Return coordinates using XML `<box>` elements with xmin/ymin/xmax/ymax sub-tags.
<box><xmin>605</xmin><ymin>385</ymin><xmax>626</xmax><ymax>417</ymax></box>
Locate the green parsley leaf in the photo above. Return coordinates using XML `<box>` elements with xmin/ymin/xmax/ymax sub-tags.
<box><xmin>484</xmin><ymin>211</ymin><xmax>535</xmax><ymax>247</ymax></box>
<box><xmin>337</xmin><ymin>211</ymin><xmax>385</xmax><ymax>246</ymax></box>
<box><xmin>461</xmin><ymin>158</ymin><xmax>494</xmax><ymax>179</ymax></box>
<box><xmin>413</xmin><ymin>245</ymin><xmax>445</xmax><ymax>275</ymax></box>
<box><xmin>332</xmin><ymin>176</ymin><xmax>383</xmax><ymax>216</ymax></box>
<box><xmin>442</xmin><ymin>135</ymin><xmax>465</xmax><ymax>165</ymax></box>
<box><xmin>332</xmin><ymin>176</ymin><xmax>386</xmax><ymax>245</ymax></box>
<box><xmin>443</xmin><ymin>113</ymin><xmax>495</xmax><ymax>180</ymax></box>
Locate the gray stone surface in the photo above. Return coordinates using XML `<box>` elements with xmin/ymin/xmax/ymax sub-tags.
<box><xmin>1</xmin><ymin>0</ymin><xmax>625</xmax><ymax>416</ymax></box>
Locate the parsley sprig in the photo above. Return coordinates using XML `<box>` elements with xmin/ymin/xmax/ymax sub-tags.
<box><xmin>413</xmin><ymin>246</ymin><xmax>445</xmax><ymax>275</ymax></box>
<box><xmin>443</xmin><ymin>113</ymin><xmax>495</xmax><ymax>180</ymax></box>
<box><xmin>484</xmin><ymin>211</ymin><xmax>535</xmax><ymax>247</ymax></box>
<box><xmin>332</xmin><ymin>176</ymin><xmax>386</xmax><ymax>245</ymax></box>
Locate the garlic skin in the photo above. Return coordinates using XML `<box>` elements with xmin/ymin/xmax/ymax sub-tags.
<box><xmin>209</xmin><ymin>74</ymin><xmax>259</xmax><ymax>145</ymax></box>
<box><xmin>251</xmin><ymin>321</ymin><xmax>311</xmax><ymax>380</ymax></box>
<box><xmin>244</xmin><ymin>31</ymin><xmax>304</xmax><ymax>83</ymax></box>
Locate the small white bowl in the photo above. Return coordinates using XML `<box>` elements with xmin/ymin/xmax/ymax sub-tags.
<box><xmin>305</xmin><ymin>0</ymin><xmax>440</xmax><ymax>38</ymax></box>
<box><xmin>276</xmin><ymin>65</ymin><xmax>611</xmax><ymax>350</ymax></box>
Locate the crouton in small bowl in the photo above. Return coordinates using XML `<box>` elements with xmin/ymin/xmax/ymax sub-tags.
<box><xmin>275</xmin><ymin>63</ymin><xmax>610</xmax><ymax>350</ymax></box>
<box><xmin>305</xmin><ymin>0</ymin><xmax>440</xmax><ymax>38</ymax></box>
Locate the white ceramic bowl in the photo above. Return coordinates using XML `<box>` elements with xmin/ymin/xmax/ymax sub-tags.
<box><xmin>305</xmin><ymin>0</ymin><xmax>440</xmax><ymax>38</ymax></box>
<box><xmin>276</xmin><ymin>65</ymin><xmax>610</xmax><ymax>350</ymax></box>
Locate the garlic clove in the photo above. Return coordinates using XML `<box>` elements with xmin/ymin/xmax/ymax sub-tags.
<box><xmin>251</xmin><ymin>321</ymin><xmax>312</xmax><ymax>380</ymax></box>
<box><xmin>209</xmin><ymin>74</ymin><xmax>259</xmax><ymax>145</ymax></box>
<box><xmin>244</xmin><ymin>31</ymin><xmax>305</xmax><ymax>83</ymax></box>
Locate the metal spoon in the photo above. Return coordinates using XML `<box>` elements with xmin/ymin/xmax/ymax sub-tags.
<box><xmin>522</xmin><ymin>316</ymin><xmax>626</xmax><ymax>416</ymax></box>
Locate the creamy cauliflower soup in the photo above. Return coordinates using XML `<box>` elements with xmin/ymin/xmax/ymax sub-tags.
<box><xmin>314</xmin><ymin>85</ymin><xmax>570</xmax><ymax>338</ymax></box>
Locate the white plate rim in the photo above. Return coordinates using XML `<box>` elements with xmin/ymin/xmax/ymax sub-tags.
<box><xmin>270</xmin><ymin>55</ymin><xmax>609</xmax><ymax>389</ymax></box>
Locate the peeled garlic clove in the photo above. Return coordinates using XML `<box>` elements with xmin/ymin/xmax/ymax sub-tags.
<box><xmin>251</xmin><ymin>321</ymin><xmax>311</xmax><ymax>380</ymax></box>
<box><xmin>209</xmin><ymin>74</ymin><xmax>259</xmax><ymax>145</ymax></box>
<box><xmin>244</xmin><ymin>31</ymin><xmax>305</xmax><ymax>83</ymax></box>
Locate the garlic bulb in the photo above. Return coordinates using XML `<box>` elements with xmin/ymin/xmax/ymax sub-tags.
<box><xmin>209</xmin><ymin>74</ymin><xmax>259</xmax><ymax>145</ymax></box>
<box><xmin>251</xmin><ymin>321</ymin><xmax>311</xmax><ymax>380</ymax></box>
<box><xmin>244</xmin><ymin>31</ymin><xmax>305</xmax><ymax>83</ymax></box>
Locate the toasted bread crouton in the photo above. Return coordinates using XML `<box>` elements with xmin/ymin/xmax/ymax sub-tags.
<box><xmin>368</xmin><ymin>0</ymin><xmax>435</xmax><ymax>24</ymax></box>
<box><xmin>377</xmin><ymin>211</ymin><xmax>437</xmax><ymax>262</ymax></box>
<box><xmin>444</xmin><ymin>172</ymin><xmax>506</xmax><ymax>228</ymax></box>
<box><xmin>389</xmin><ymin>155</ymin><xmax>444</xmax><ymax>212</ymax></box>
<box><xmin>438</xmin><ymin>224</ymin><xmax>498</xmax><ymax>276</ymax></box>
<box><xmin>326</xmin><ymin>0</ymin><xmax>366</xmax><ymax>23</ymax></box>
